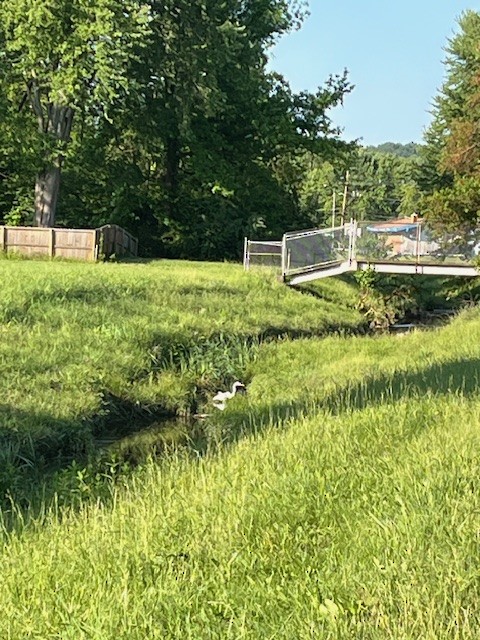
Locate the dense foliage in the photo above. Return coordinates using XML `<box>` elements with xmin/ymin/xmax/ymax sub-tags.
<box><xmin>366</xmin><ymin>141</ymin><xmax>421</xmax><ymax>158</ymax></box>
<box><xmin>298</xmin><ymin>144</ymin><xmax>421</xmax><ymax>227</ymax></box>
<box><xmin>0</xmin><ymin>0</ymin><xmax>353</xmax><ymax>258</ymax></box>
<box><xmin>2</xmin><ymin>4</ymin><xmax>479</xmax><ymax>255</ymax></box>
<box><xmin>420</xmin><ymin>10</ymin><xmax>480</xmax><ymax>227</ymax></box>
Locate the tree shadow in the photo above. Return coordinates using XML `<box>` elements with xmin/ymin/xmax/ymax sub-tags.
<box><xmin>3</xmin><ymin>352</ymin><xmax>479</xmax><ymax>534</ymax></box>
<box><xmin>211</xmin><ymin>356</ymin><xmax>480</xmax><ymax>450</ymax></box>
<box><xmin>0</xmin><ymin>395</ymin><xmax>176</xmax><ymax>522</ymax></box>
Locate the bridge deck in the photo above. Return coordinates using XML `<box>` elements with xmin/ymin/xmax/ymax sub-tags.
<box><xmin>285</xmin><ymin>260</ymin><xmax>479</xmax><ymax>285</ymax></box>
<box><xmin>356</xmin><ymin>260</ymin><xmax>479</xmax><ymax>277</ymax></box>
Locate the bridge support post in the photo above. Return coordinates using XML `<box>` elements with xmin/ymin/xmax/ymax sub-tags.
<box><xmin>281</xmin><ymin>234</ymin><xmax>287</xmax><ymax>281</ymax></box>
<box><xmin>348</xmin><ymin>219</ymin><xmax>357</xmax><ymax>265</ymax></box>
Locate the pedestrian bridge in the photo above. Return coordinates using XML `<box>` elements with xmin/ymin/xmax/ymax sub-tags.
<box><xmin>244</xmin><ymin>220</ymin><xmax>480</xmax><ymax>284</ymax></box>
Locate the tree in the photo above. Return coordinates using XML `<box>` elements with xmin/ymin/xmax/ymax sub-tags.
<box><xmin>435</xmin><ymin>10</ymin><xmax>480</xmax><ymax>177</ymax></box>
<box><xmin>0</xmin><ymin>0</ymin><xmax>148</xmax><ymax>226</ymax></box>
<box><xmin>420</xmin><ymin>10</ymin><xmax>480</xmax><ymax>226</ymax></box>
<box><xmin>117</xmin><ymin>0</ymin><xmax>352</xmax><ymax>257</ymax></box>
<box><xmin>0</xmin><ymin>0</ymin><xmax>354</xmax><ymax>259</ymax></box>
<box><xmin>296</xmin><ymin>145</ymin><xmax>422</xmax><ymax>227</ymax></box>
<box><xmin>367</xmin><ymin>142</ymin><xmax>421</xmax><ymax>159</ymax></box>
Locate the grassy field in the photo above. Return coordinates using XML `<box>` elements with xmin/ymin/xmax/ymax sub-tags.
<box><xmin>0</xmin><ymin>258</ymin><xmax>363</xmax><ymax>494</ymax></box>
<box><xmin>1</xmin><ymin>258</ymin><xmax>480</xmax><ymax>638</ymax></box>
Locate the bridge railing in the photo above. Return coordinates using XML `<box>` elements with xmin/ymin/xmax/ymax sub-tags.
<box><xmin>356</xmin><ymin>221</ymin><xmax>480</xmax><ymax>265</ymax></box>
<box><xmin>278</xmin><ymin>220</ymin><xmax>480</xmax><ymax>281</ymax></box>
<box><xmin>282</xmin><ymin>225</ymin><xmax>353</xmax><ymax>277</ymax></box>
<box><xmin>243</xmin><ymin>238</ymin><xmax>283</xmax><ymax>270</ymax></box>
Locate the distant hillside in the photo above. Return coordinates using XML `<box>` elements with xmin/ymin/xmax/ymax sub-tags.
<box><xmin>366</xmin><ymin>142</ymin><xmax>422</xmax><ymax>158</ymax></box>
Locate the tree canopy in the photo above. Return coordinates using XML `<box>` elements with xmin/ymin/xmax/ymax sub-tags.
<box><xmin>0</xmin><ymin>0</ymin><xmax>354</xmax><ymax>258</ymax></box>
<box><xmin>420</xmin><ymin>10</ymin><xmax>480</xmax><ymax>227</ymax></box>
<box><xmin>0</xmin><ymin>0</ymin><xmax>149</xmax><ymax>226</ymax></box>
<box><xmin>296</xmin><ymin>145</ymin><xmax>421</xmax><ymax>228</ymax></box>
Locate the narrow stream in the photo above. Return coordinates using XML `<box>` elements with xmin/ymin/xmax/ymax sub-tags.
<box><xmin>92</xmin><ymin>309</ymin><xmax>459</xmax><ymax>460</ymax></box>
<box><xmin>389</xmin><ymin>308</ymin><xmax>456</xmax><ymax>333</ymax></box>
<box><xmin>94</xmin><ymin>415</ymin><xmax>208</xmax><ymax>464</ymax></box>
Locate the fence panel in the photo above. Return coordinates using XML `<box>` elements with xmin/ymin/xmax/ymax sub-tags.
<box><xmin>244</xmin><ymin>239</ymin><xmax>282</xmax><ymax>270</ymax></box>
<box><xmin>0</xmin><ymin>226</ymin><xmax>97</xmax><ymax>260</ymax></box>
<box><xmin>3</xmin><ymin>227</ymin><xmax>51</xmax><ymax>257</ymax></box>
<box><xmin>98</xmin><ymin>225</ymin><xmax>138</xmax><ymax>259</ymax></box>
<box><xmin>52</xmin><ymin>229</ymin><xmax>97</xmax><ymax>260</ymax></box>
<box><xmin>417</xmin><ymin>223</ymin><xmax>480</xmax><ymax>264</ymax></box>
<box><xmin>356</xmin><ymin>221</ymin><xmax>480</xmax><ymax>265</ymax></box>
<box><xmin>283</xmin><ymin>226</ymin><xmax>351</xmax><ymax>276</ymax></box>
<box><xmin>0</xmin><ymin>224</ymin><xmax>137</xmax><ymax>261</ymax></box>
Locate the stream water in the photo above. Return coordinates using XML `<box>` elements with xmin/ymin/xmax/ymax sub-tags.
<box><xmin>389</xmin><ymin>308</ymin><xmax>456</xmax><ymax>333</ymax></box>
<box><xmin>92</xmin><ymin>309</ymin><xmax>459</xmax><ymax>459</ymax></box>
<box><xmin>94</xmin><ymin>416</ymin><xmax>203</xmax><ymax>462</ymax></box>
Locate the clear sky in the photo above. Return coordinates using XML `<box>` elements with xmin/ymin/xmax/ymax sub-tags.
<box><xmin>268</xmin><ymin>0</ymin><xmax>480</xmax><ymax>146</ymax></box>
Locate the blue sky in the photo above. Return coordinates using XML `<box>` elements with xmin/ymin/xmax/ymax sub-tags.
<box><xmin>268</xmin><ymin>0</ymin><xmax>480</xmax><ymax>146</ymax></box>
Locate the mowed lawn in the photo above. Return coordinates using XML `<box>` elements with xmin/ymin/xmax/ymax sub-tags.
<box><xmin>1</xmin><ymin>258</ymin><xmax>480</xmax><ymax>638</ymax></box>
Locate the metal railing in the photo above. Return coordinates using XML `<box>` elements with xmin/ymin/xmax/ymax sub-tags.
<box><xmin>243</xmin><ymin>238</ymin><xmax>283</xmax><ymax>270</ymax></box>
<box><xmin>280</xmin><ymin>220</ymin><xmax>480</xmax><ymax>280</ymax></box>
<box><xmin>355</xmin><ymin>221</ymin><xmax>480</xmax><ymax>265</ymax></box>
<box><xmin>282</xmin><ymin>224</ymin><xmax>354</xmax><ymax>277</ymax></box>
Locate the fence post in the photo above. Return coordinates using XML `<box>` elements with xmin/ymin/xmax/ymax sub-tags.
<box><xmin>92</xmin><ymin>229</ymin><xmax>98</xmax><ymax>261</ymax></box>
<box><xmin>347</xmin><ymin>219</ymin><xmax>355</xmax><ymax>264</ymax></box>
<box><xmin>281</xmin><ymin>234</ymin><xmax>287</xmax><ymax>280</ymax></box>
<box><xmin>115</xmin><ymin>225</ymin><xmax>121</xmax><ymax>256</ymax></box>
<box><xmin>353</xmin><ymin>219</ymin><xmax>358</xmax><ymax>263</ymax></box>
<box><xmin>49</xmin><ymin>228</ymin><xmax>55</xmax><ymax>257</ymax></box>
<box><xmin>243</xmin><ymin>237</ymin><xmax>249</xmax><ymax>270</ymax></box>
<box><xmin>415</xmin><ymin>222</ymin><xmax>421</xmax><ymax>265</ymax></box>
<box><xmin>0</xmin><ymin>226</ymin><xmax>5</xmax><ymax>253</ymax></box>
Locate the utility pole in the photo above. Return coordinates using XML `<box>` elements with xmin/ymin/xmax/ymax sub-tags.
<box><xmin>331</xmin><ymin>191</ymin><xmax>336</xmax><ymax>230</ymax></box>
<box><xmin>340</xmin><ymin>170</ymin><xmax>349</xmax><ymax>226</ymax></box>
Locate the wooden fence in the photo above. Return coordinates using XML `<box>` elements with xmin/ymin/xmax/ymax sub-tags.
<box><xmin>0</xmin><ymin>224</ymin><xmax>138</xmax><ymax>261</ymax></box>
<box><xmin>98</xmin><ymin>225</ymin><xmax>138</xmax><ymax>259</ymax></box>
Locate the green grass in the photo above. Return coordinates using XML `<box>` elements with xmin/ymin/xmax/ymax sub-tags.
<box><xmin>2</xmin><ymin>376</ymin><xmax>480</xmax><ymax>637</ymax></box>
<box><xmin>0</xmin><ymin>259</ymin><xmax>363</xmax><ymax>491</ymax></box>
<box><xmin>2</xmin><ymin>259</ymin><xmax>480</xmax><ymax>637</ymax></box>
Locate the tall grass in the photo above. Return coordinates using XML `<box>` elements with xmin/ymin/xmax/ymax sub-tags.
<box><xmin>1</xmin><ymin>394</ymin><xmax>480</xmax><ymax>637</ymax></box>
<box><xmin>2</xmin><ymin>259</ymin><xmax>480</xmax><ymax>637</ymax></box>
<box><xmin>0</xmin><ymin>259</ymin><xmax>363</xmax><ymax>487</ymax></box>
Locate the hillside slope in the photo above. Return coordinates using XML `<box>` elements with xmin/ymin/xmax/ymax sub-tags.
<box><xmin>1</xmin><ymin>264</ymin><xmax>480</xmax><ymax>637</ymax></box>
<box><xmin>0</xmin><ymin>259</ymin><xmax>363</xmax><ymax>492</ymax></box>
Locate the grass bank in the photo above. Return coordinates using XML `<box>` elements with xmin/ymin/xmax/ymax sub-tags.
<box><xmin>0</xmin><ymin>259</ymin><xmax>363</xmax><ymax>495</ymax></box>
<box><xmin>1</xmin><ymin>306</ymin><xmax>480</xmax><ymax>637</ymax></box>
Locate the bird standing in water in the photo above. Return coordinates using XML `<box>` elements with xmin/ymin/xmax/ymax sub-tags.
<box><xmin>212</xmin><ymin>381</ymin><xmax>247</xmax><ymax>411</ymax></box>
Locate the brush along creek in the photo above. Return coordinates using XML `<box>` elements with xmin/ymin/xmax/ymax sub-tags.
<box><xmin>1</xmin><ymin>287</ymin><xmax>467</xmax><ymax>513</ymax></box>
<box><xmin>93</xmin><ymin>305</ymin><xmax>458</xmax><ymax>462</ymax></box>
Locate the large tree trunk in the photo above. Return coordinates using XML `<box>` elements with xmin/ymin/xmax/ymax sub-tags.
<box><xmin>28</xmin><ymin>92</ymin><xmax>73</xmax><ymax>227</ymax></box>
<box><xmin>34</xmin><ymin>161</ymin><xmax>61</xmax><ymax>227</ymax></box>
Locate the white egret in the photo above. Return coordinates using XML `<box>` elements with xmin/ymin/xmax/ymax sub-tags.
<box><xmin>212</xmin><ymin>381</ymin><xmax>247</xmax><ymax>411</ymax></box>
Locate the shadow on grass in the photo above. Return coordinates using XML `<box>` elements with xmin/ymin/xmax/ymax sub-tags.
<box><xmin>3</xmin><ymin>353</ymin><xmax>478</xmax><ymax>533</ymax></box>
<box><xmin>0</xmin><ymin>395</ymin><xmax>177</xmax><ymax>519</ymax></box>
<box><xmin>212</xmin><ymin>356</ymin><xmax>480</xmax><ymax>450</ymax></box>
